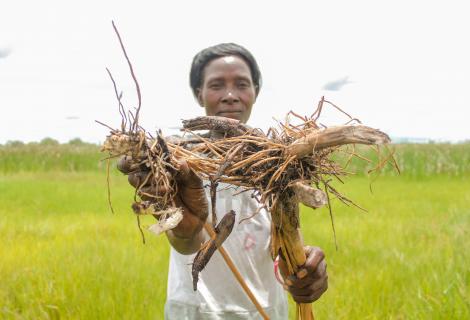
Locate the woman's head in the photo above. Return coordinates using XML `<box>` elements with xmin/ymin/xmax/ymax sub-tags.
<box><xmin>190</xmin><ymin>43</ymin><xmax>262</xmax><ymax>97</ymax></box>
<box><xmin>189</xmin><ymin>43</ymin><xmax>262</xmax><ymax>123</ymax></box>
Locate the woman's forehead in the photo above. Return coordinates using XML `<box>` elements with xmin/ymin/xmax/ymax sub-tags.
<box><xmin>221</xmin><ymin>56</ymin><xmax>236</xmax><ymax>63</ymax></box>
<box><xmin>203</xmin><ymin>55</ymin><xmax>252</xmax><ymax>80</ymax></box>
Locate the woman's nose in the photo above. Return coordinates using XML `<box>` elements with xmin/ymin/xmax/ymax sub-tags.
<box><xmin>222</xmin><ymin>90</ymin><xmax>239</xmax><ymax>103</ymax></box>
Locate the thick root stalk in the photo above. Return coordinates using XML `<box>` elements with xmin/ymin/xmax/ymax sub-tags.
<box><xmin>182</xmin><ymin>116</ymin><xmax>264</xmax><ymax>137</ymax></box>
<box><xmin>271</xmin><ymin>195</ymin><xmax>315</xmax><ymax>320</ymax></box>
<box><xmin>286</xmin><ymin>125</ymin><xmax>391</xmax><ymax>157</ymax></box>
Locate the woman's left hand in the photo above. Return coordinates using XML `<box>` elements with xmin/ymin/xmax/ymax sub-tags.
<box><xmin>279</xmin><ymin>246</ymin><xmax>328</xmax><ymax>303</ymax></box>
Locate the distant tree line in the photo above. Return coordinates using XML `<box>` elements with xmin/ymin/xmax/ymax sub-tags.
<box><xmin>1</xmin><ymin>138</ymin><xmax>100</xmax><ymax>147</ymax></box>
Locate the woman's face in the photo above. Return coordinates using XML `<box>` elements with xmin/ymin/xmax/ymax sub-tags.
<box><xmin>197</xmin><ymin>55</ymin><xmax>257</xmax><ymax>124</ymax></box>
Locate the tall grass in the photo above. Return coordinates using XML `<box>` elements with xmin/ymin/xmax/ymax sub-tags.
<box><xmin>2</xmin><ymin>140</ymin><xmax>470</xmax><ymax>176</ymax></box>
<box><xmin>0</xmin><ymin>172</ymin><xmax>170</xmax><ymax>319</ymax></box>
<box><xmin>0</xmin><ymin>140</ymin><xmax>104</xmax><ymax>173</ymax></box>
<box><xmin>1</xmin><ymin>173</ymin><xmax>468</xmax><ymax>319</ymax></box>
<box><xmin>335</xmin><ymin>143</ymin><xmax>470</xmax><ymax>177</ymax></box>
<box><xmin>297</xmin><ymin>175</ymin><xmax>470</xmax><ymax>319</ymax></box>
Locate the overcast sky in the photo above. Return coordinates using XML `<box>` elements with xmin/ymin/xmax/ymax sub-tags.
<box><xmin>1</xmin><ymin>0</ymin><xmax>469</xmax><ymax>143</ymax></box>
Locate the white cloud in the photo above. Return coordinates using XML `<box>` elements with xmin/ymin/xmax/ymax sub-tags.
<box><xmin>322</xmin><ymin>76</ymin><xmax>352</xmax><ymax>91</ymax></box>
<box><xmin>0</xmin><ymin>47</ymin><xmax>11</xmax><ymax>58</ymax></box>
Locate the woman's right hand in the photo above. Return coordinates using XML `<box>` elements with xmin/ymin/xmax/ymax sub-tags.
<box><xmin>117</xmin><ymin>156</ymin><xmax>208</xmax><ymax>248</ymax></box>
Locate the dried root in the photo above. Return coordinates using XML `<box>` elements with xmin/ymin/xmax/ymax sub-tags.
<box><xmin>291</xmin><ymin>182</ymin><xmax>328</xmax><ymax>209</ymax></box>
<box><xmin>286</xmin><ymin>125</ymin><xmax>391</xmax><ymax>157</ymax></box>
<box><xmin>192</xmin><ymin>210</ymin><xmax>236</xmax><ymax>291</ymax></box>
<box><xmin>182</xmin><ymin>116</ymin><xmax>264</xmax><ymax>138</ymax></box>
<box><xmin>98</xmin><ymin>21</ymin><xmax>181</xmax><ymax>239</ymax></box>
<box><xmin>148</xmin><ymin>209</ymin><xmax>184</xmax><ymax>235</ymax></box>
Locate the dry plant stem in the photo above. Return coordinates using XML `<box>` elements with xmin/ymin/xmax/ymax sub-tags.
<box><xmin>105</xmin><ymin>67</ymin><xmax>127</xmax><ymax>131</ymax></box>
<box><xmin>271</xmin><ymin>196</ymin><xmax>315</xmax><ymax>320</ymax></box>
<box><xmin>111</xmin><ymin>20</ymin><xmax>142</xmax><ymax>128</ymax></box>
<box><xmin>136</xmin><ymin>215</ymin><xmax>146</xmax><ymax>244</ymax></box>
<box><xmin>238</xmin><ymin>205</ymin><xmax>266</xmax><ymax>225</ymax></box>
<box><xmin>203</xmin><ymin>223</ymin><xmax>270</xmax><ymax>320</ymax></box>
<box><xmin>216</xmin><ymin>144</ymin><xmax>246</xmax><ymax>177</ymax></box>
<box><xmin>95</xmin><ymin>120</ymin><xmax>116</xmax><ymax>132</ymax></box>
<box><xmin>106</xmin><ymin>158</ymin><xmax>115</xmax><ymax>214</ymax></box>
<box><xmin>323</xmin><ymin>98</ymin><xmax>362</xmax><ymax>125</ymax></box>
<box><xmin>209</xmin><ymin>143</ymin><xmax>245</xmax><ymax>227</ymax></box>
<box><xmin>368</xmin><ymin>144</ymin><xmax>398</xmax><ymax>175</ymax></box>
<box><xmin>385</xmin><ymin>145</ymin><xmax>401</xmax><ymax>174</ymax></box>
<box><xmin>186</xmin><ymin>132</ymin><xmax>225</xmax><ymax>157</ymax></box>
<box><xmin>323</xmin><ymin>181</ymin><xmax>338</xmax><ymax>250</ymax></box>
<box><xmin>210</xmin><ymin>181</ymin><xmax>218</xmax><ymax>227</ymax></box>
<box><xmin>183</xmin><ymin>116</ymin><xmax>264</xmax><ymax>138</ymax></box>
<box><xmin>192</xmin><ymin>211</ymin><xmax>236</xmax><ymax>291</ymax></box>
<box><xmin>286</xmin><ymin>125</ymin><xmax>391</xmax><ymax>158</ymax></box>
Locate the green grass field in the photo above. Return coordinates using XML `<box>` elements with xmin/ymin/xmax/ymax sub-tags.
<box><xmin>1</xmin><ymin>143</ymin><xmax>469</xmax><ymax>319</ymax></box>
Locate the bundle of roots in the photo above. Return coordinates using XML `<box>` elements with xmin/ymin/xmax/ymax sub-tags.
<box><xmin>99</xmin><ymin>21</ymin><xmax>395</xmax><ymax>320</ymax></box>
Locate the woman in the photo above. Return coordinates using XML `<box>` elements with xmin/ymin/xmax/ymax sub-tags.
<box><xmin>120</xmin><ymin>43</ymin><xmax>328</xmax><ymax>319</ymax></box>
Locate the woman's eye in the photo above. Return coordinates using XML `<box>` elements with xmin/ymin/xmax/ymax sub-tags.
<box><xmin>209</xmin><ymin>83</ymin><xmax>222</xmax><ymax>90</ymax></box>
<box><xmin>237</xmin><ymin>81</ymin><xmax>250</xmax><ymax>89</ymax></box>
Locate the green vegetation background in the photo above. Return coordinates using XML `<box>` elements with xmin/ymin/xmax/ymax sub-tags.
<box><xmin>1</xmin><ymin>141</ymin><xmax>469</xmax><ymax>319</ymax></box>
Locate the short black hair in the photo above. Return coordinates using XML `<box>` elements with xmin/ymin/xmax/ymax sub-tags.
<box><xmin>189</xmin><ymin>43</ymin><xmax>262</xmax><ymax>98</ymax></box>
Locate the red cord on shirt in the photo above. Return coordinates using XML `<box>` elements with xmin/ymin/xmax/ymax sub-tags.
<box><xmin>273</xmin><ymin>255</ymin><xmax>285</xmax><ymax>285</ymax></box>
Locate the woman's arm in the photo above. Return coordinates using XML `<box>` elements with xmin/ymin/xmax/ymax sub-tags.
<box><xmin>118</xmin><ymin>157</ymin><xmax>209</xmax><ymax>254</ymax></box>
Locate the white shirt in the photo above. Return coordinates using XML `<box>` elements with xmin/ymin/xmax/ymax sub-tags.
<box><xmin>165</xmin><ymin>184</ymin><xmax>288</xmax><ymax>319</ymax></box>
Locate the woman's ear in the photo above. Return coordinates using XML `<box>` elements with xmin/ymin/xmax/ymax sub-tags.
<box><xmin>196</xmin><ymin>88</ymin><xmax>204</xmax><ymax>108</ymax></box>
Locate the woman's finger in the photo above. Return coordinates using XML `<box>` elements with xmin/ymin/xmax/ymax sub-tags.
<box><xmin>175</xmin><ymin>159</ymin><xmax>203</xmax><ymax>189</ymax></box>
<box><xmin>296</xmin><ymin>246</ymin><xmax>325</xmax><ymax>278</ymax></box>
<box><xmin>128</xmin><ymin>171</ymin><xmax>151</xmax><ymax>188</ymax></box>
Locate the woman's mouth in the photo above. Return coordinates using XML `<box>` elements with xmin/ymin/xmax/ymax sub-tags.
<box><xmin>216</xmin><ymin>111</ymin><xmax>243</xmax><ymax>119</ymax></box>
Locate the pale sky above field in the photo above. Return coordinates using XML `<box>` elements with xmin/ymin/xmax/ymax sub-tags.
<box><xmin>0</xmin><ymin>0</ymin><xmax>469</xmax><ymax>144</ymax></box>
